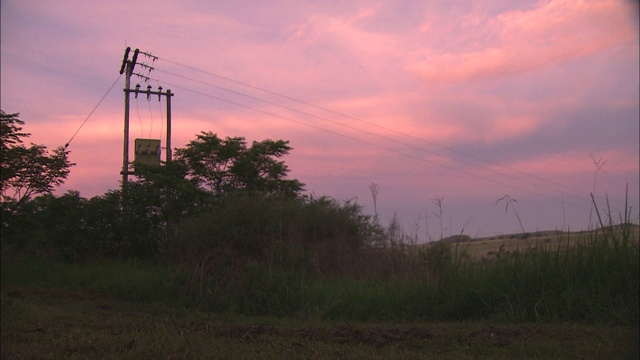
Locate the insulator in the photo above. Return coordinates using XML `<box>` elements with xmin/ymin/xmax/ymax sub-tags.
<box><xmin>119</xmin><ymin>47</ymin><xmax>131</xmax><ymax>75</ymax></box>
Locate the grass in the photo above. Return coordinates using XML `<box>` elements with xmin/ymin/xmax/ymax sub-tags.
<box><xmin>6</xmin><ymin>231</ymin><xmax>636</xmax><ymax>324</ymax></box>
<box><xmin>2</xmin><ymin>284</ymin><xmax>637</xmax><ymax>359</ymax></box>
<box><xmin>2</xmin><ymin>192</ymin><xmax>638</xmax><ymax>358</ymax></box>
<box><xmin>2</xmin><ymin>226</ymin><xmax>639</xmax><ymax>358</ymax></box>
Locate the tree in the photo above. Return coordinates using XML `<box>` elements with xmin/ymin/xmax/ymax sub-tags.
<box><xmin>1</xmin><ymin>110</ymin><xmax>74</xmax><ymax>223</ymax></box>
<box><xmin>174</xmin><ymin>131</ymin><xmax>303</xmax><ymax>197</ymax></box>
<box><xmin>127</xmin><ymin>160</ymin><xmax>209</xmax><ymax>249</ymax></box>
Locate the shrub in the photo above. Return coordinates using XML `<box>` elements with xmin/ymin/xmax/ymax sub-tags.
<box><xmin>164</xmin><ymin>193</ymin><xmax>384</xmax><ymax>311</ymax></box>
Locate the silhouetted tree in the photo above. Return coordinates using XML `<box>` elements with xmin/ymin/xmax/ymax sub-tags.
<box><xmin>174</xmin><ymin>131</ymin><xmax>303</xmax><ymax>197</ymax></box>
<box><xmin>1</xmin><ymin>110</ymin><xmax>74</xmax><ymax>230</ymax></box>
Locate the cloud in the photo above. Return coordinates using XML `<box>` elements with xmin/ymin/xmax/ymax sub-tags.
<box><xmin>406</xmin><ymin>0</ymin><xmax>637</xmax><ymax>83</ymax></box>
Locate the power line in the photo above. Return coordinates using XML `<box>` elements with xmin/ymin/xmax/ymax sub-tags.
<box><xmin>135</xmin><ymin>95</ymin><xmax>144</xmax><ymax>138</ymax></box>
<box><xmin>155</xmin><ymin>78</ymin><xmax>590</xmax><ymax>210</ymax></box>
<box><xmin>155</xmin><ymin>56</ymin><xmax>597</xmax><ymax>202</ymax></box>
<box><xmin>147</xmin><ymin>94</ymin><xmax>155</xmax><ymax>138</ymax></box>
<box><xmin>151</xmin><ymin>56</ymin><xmax>630</xmax><ymax>213</ymax></box>
<box><xmin>154</xmin><ymin>66</ymin><xmax>594</xmax><ymax>206</ymax></box>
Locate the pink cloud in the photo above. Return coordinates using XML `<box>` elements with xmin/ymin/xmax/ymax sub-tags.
<box><xmin>407</xmin><ymin>0</ymin><xmax>636</xmax><ymax>83</ymax></box>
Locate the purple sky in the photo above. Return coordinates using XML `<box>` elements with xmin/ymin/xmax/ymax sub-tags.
<box><xmin>1</xmin><ymin>0</ymin><xmax>638</xmax><ymax>239</ymax></box>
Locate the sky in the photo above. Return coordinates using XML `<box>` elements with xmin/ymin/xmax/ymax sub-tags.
<box><xmin>1</xmin><ymin>0</ymin><xmax>639</xmax><ymax>239</ymax></box>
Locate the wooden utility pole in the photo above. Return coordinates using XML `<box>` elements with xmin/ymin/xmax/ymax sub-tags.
<box><xmin>122</xmin><ymin>60</ymin><xmax>131</xmax><ymax>188</ymax></box>
<box><xmin>166</xmin><ymin>89</ymin><xmax>172</xmax><ymax>162</ymax></box>
<box><xmin>119</xmin><ymin>47</ymin><xmax>174</xmax><ymax>191</ymax></box>
<box><xmin>120</xmin><ymin>47</ymin><xmax>138</xmax><ymax>191</ymax></box>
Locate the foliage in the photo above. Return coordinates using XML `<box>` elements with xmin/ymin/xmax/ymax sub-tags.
<box><xmin>1</xmin><ymin>110</ymin><xmax>74</xmax><ymax>230</ymax></box>
<box><xmin>9</xmin><ymin>179</ymin><xmax>207</xmax><ymax>261</ymax></box>
<box><xmin>1</xmin><ymin>122</ymin><xmax>312</xmax><ymax>260</ymax></box>
<box><xmin>163</xmin><ymin>193</ymin><xmax>387</xmax><ymax>313</ymax></box>
<box><xmin>123</xmin><ymin>161</ymin><xmax>210</xmax><ymax>255</ymax></box>
<box><xmin>4</xmin><ymin>191</ymin><xmax>118</xmax><ymax>261</ymax></box>
<box><xmin>174</xmin><ymin>131</ymin><xmax>304</xmax><ymax>196</ymax></box>
<box><xmin>2</xmin><ymin>225</ymin><xmax>637</xmax><ymax>325</ymax></box>
<box><xmin>3</xmin><ymin>264</ymin><xmax>637</xmax><ymax>360</ymax></box>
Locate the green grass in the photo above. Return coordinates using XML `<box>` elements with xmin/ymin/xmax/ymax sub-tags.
<box><xmin>3</xmin><ymin>227</ymin><xmax>638</xmax><ymax>324</ymax></box>
<box><xmin>2</xmin><ymin>196</ymin><xmax>639</xmax><ymax>358</ymax></box>
<box><xmin>2</xmin><ymin>230</ymin><xmax>639</xmax><ymax>359</ymax></box>
<box><xmin>2</xmin><ymin>284</ymin><xmax>637</xmax><ymax>359</ymax></box>
<box><xmin>0</xmin><ymin>257</ymin><xmax>191</xmax><ymax>306</ymax></box>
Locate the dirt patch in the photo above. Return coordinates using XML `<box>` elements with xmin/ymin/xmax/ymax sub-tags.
<box><xmin>178</xmin><ymin>321</ymin><xmax>588</xmax><ymax>350</ymax></box>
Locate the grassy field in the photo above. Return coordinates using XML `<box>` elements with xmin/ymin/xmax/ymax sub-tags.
<box><xmin>2</xmin><ymin>283</ymin><xmax>637</xmax><ymax>359</ymax></box>
<box><xmin>2</xmin><ymin>224</ymin><xmax>638</xmax><ymax>359</ymax></box>
<box><xmin>430</xmin><ymin>225</ymin><xmax>640</xmax><ymax>261</ymax></box>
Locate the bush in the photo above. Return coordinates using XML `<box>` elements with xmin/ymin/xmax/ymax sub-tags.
<box><xmin>163</xmin><ymin>193</ymin><xmax>384</xmax><ymax>312</ymax></box>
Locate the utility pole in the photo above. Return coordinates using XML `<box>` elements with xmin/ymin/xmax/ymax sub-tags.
<box><xmin>120</xmin><ymin>47</ymin><xmax>138</xmax><ymax>191</ymax></box>
<box><xmin>119</xmin><ymin>47</ymin><xmax>174</xmax><ymax>192</ymax></box>
<box><xmin>166</xmin><ymin>89</ymin><xmax>172</xmax><ymax>162</ymax></box>
<box><xmin>117</xmin><ymin>47</ymin><xmax>173</xmax><ymax>256</ymax></box>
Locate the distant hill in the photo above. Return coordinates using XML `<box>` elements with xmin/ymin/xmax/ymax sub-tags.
<box><xmin>423</xmin><ymin>223</ymin><xmax>639</xmax><ymax>261</ymax></box>
<box><xmin>437</xmin><ymin>234</ymin><xmax>473</xmax><ymax>244</ymax></box>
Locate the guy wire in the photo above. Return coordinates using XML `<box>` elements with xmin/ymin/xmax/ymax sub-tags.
<box><xmin>65</xmin><ymin>74</ymin><xmax>122</xmax><ymax>147</ymax></box>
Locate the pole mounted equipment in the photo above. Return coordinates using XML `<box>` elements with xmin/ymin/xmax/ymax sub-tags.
<box><xmin>130</xmin><ymin>48</ymin><xmax>140</xmax><ymax>74</ymax></box>
<box><xmin>120</xmin><ymin>47</ymin><xmax>175</xmax><ymax>191</ymax></box>
<box><xmin>119</xmin><ymin>47</ymin><xmax>131</xmax><ymax>75</ymax></box>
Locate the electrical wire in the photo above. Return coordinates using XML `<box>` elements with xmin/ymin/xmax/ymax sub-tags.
<box><xmin>135</xmin><ymin>95</ymin><xmax>144</xmax><ymax>138</ymax></box>
<box><xmin>151</xmin><ymin>57</ymin><xmax>629</xmax><ymax>212</ymax></box>
<box><xmin>154</xmin><ymin>68</ymin><xmax>595</xmax><ymax>207</ymax></box>
<box><xmin>155</xmin><ymin>79</ymin><xmax>590</xmax><ymax>210</ymax></box>
<box><xmin>155</xmin><ymin>57</ymin><xmax>595</xmax><ymax>201</ymax></box>
<box><xmin>147</xmin><ymin>96</ymin><xmax>155</xmax><ymax>139</ymax></box>
<box><xmin>65</xmin><ymin>74</ymin><xmax>122</xmax><ymax>147</ymax></box>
